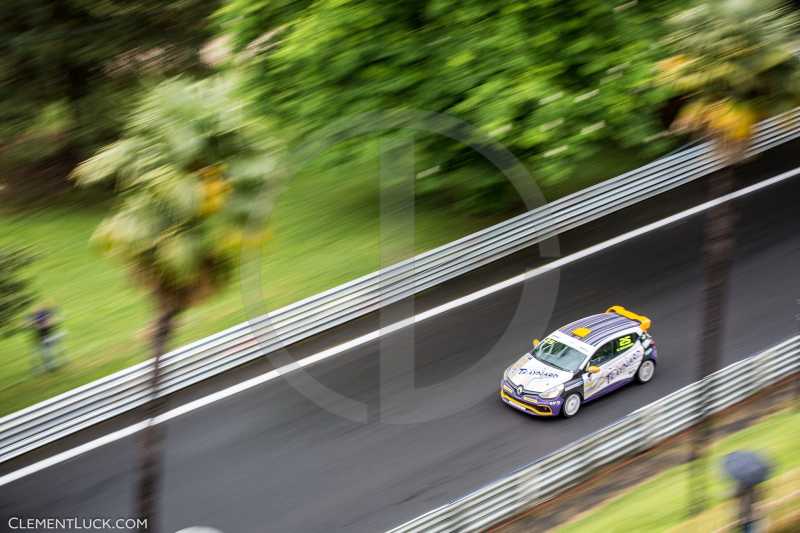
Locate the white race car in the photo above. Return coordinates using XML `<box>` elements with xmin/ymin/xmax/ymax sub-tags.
<box><xmin>500</xmin><ymin>306</ymin><xmax>657</xmax><ymax>418</ymax></box>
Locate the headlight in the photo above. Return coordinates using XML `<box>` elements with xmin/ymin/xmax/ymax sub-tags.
<box><xmin>539</xmin><ymin>384</ymin><xmax>564</xmax><ymax>399</ymax></box>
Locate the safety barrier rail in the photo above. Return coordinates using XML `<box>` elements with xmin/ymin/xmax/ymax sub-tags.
<box><xmin>2</xmin><ymin>108</ymin><xmax>799</xmax><ymax>464</ymax></box>
<box><xmin>387</xmin><ymin>335</ymin><xmax>800</xmax><ymax>532</ymax></box>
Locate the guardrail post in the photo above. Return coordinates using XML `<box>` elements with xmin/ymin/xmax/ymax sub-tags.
<box><xmin>637</xmin><ymin>402</ymin><xmax>659</xmax><ymax>452</ymax></box>
<box><xmin>517</xmin><ymin>462</ymin><xmax>542</xmax><ymax>512</ymax></box>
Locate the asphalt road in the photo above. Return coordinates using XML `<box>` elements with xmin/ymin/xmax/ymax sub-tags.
<box><xmin>2</xmin><ymin>173</ymin><xmax>800</xmax><ymax>533</ymax></box>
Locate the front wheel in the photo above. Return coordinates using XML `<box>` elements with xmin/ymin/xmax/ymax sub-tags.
<box><xmin>635</xmin><ymin>359</ymin><xmax>656</xmax><ymax>384</ymax></box>
<box><xmin>561</xmin><ymin>393</ymin><xmax>582</xmax><ymax>418</ymax></box>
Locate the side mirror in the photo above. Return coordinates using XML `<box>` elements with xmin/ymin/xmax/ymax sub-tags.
<box><xmin>586</xmin><ymin>365</ymin><xmax>600</xmax><ymax>374</ymax></box>
<box><xmin>532</xmin><ymin>338</ymin><xmax>540</xmax><ymax>347</ymax></box>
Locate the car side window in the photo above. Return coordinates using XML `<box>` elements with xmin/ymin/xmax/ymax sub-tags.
<box><xmin>615</xmin><ymin>333</ymin><xmax>639</xmax><ymax>354</ymax></box>
<box><xmin>590</xmin><ymin>341</ymin><xmax>616</xmax><ymax>366</ymax></box>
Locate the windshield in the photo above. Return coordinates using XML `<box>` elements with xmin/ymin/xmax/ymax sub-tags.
<box><xmin>533</xmin><ymin>337</ymin><xmax>586</xmax><ymax>372</ymax></box>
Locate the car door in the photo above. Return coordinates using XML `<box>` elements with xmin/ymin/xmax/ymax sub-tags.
<box><xmin>603</xmin><ymin>333</ymin><xmax>644</xmax><ymax>390</ymax></box>
<box><xmin>582</xmin><ymin>341</ymin><xmax>616</xmax><ymax>399</ymax></box>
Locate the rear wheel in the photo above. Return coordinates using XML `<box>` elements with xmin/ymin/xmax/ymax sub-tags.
<box><xmin>561</xmin><ymin>393</ymin><xmax>582</xmax><ymax>418</ymax></box>
<box><xmin>636</xmin><ymin>359</ymin><xmax>656</xmax><ymax>384</ymax></box>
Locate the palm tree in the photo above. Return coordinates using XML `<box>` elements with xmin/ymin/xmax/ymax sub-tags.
<box><xmin>657</xmin><ymin>0</ymin><xmax>800</xmax><ymax>515</ymax></box>
<box><xmin>73</xmin><ymin>76</ymin><xmax>279</xmax><ymax>532</ymax></box>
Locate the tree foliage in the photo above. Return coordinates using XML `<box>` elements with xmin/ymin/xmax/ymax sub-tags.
<box><xmin>659</xmin><ymin>0</ymin><xmax>800</xmax><ymax>158</ymax></box>
<box><xmin>219</xmin><ymin>0</ymin><xmax>688</xmax><ymax>210</ymax></box>
<box><xmin>0</xmin><ymin>248</ymin><xmax>35</xmax><ymax>337</ymax></box>
<box><xmin>0</xmin><ymin>0</ymin><xmax>219</xmax><ymax>168</ymax></box>
<box><xmin>73</xmin><ymin>76</ymin><xmax>280</xmax><ymax>313</ymax></box>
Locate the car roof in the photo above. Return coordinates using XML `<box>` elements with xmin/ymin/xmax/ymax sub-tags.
<box><xmin>558</xmin><ymin>313</ymin><xmax>641</xmax><ymax>347</ymax></box>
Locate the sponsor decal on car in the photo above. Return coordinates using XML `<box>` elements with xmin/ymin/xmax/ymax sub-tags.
<box><xmin>604</xmin><ymin>353</ymin><xmax>640</xmax><ymax>384</ymax></box>
<box><xmin>512</xmin><ymin>367</ymin><xmax>561</xmax><ymax>379</ymax></box>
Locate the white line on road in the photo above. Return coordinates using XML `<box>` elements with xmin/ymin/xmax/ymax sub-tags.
<box><xmin>2</xmin><ymin>165</ymin><xmax>799</xmax><ymax>487</ymax></box>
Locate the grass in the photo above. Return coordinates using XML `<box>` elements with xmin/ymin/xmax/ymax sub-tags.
<box><xmin>668</xmin><ymin>468</ymin><xmax>800</xmax><ymax>533</ymax></box>
<box><xmin>556</xmin><ymin>408</ymin><xmax>800</xmax><ymax>533</ymax></box>
<box><xmin>0</xmin><ymin>143</ymin><xmax>651</xmax><ymax>416</ymax></box>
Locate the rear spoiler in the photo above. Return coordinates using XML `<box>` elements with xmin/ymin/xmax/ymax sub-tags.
<box><xmin>606</xmin><ymin>305</ymin><xmax>651</xmax><ymax>332</ymax></box>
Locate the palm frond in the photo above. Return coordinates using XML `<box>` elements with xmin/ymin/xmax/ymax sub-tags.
<box><xmin>71</xmin><ymin>138</ymin><xmax>144</xmax><ymax>186</ymax></box>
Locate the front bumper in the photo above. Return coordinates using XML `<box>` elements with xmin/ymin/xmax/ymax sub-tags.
<box><xmin>500</xmin><ymin>384</ymin><xmax>563</xmax><ymax>416</ymax></box>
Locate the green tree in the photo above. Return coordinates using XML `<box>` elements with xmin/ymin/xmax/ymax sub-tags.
<box><xmin>0</xmin><ymin>0</ymin><xmax>219</xmax><ymax>175</ymax></box>
<box><xmin>219</xmin><ymin>0</ymin><xmax>685</xmax><ymax>211</ymax></box>
<box><xmin>73</xmin><ymin>76</ymin><xmax>280</xmax><ymax>532</ymax></box>
<box><xmin>0</xmin><ymin>248</ymin><xmax>35</xmax><ymax>337</ymax></box>
<box><xmin>657</xmin><ymin>0</ymin><xmax>800</xmax><ymax>515</ymax></box>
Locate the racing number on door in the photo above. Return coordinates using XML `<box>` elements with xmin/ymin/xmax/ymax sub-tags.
<box><xmin>617</xmin><ymin>334</ymin><xmax>633</xmax><ymax>352</ymax></box>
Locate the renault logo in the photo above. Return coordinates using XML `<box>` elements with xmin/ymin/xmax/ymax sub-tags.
<box><xmin>516</xmin><ymin>385</ymin><xmax>524</xmax><ymax>397</ymax></box>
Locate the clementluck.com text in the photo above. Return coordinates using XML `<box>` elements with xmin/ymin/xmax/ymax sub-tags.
<box><xmin>8</xmin><ymin>517</ymin><xmax>148</xmax><ymax>530</ymax></box>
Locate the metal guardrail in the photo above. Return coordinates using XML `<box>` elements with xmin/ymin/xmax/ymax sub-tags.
<box><xmin>387</xmin><ymin>335</ymin><xmax>800</xmax><ymax>533</ymax></box>
<box><xmin>2</xmin><ymin>108</ymin><xmax>800</xmax><ymax>465</ymax></box>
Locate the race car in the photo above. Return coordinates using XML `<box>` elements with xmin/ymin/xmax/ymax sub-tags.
<box><xmin>500</xmin><ymin>306</ymin><xmax>657</xmax><ymax>418</ymax></box>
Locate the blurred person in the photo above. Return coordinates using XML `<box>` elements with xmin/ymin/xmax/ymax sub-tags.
<box><xmin>28</xmin><ymin>301</ymin><xmax>65</xmax><ymax>372</ymax></box>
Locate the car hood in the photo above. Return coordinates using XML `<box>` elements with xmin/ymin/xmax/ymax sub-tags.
<box><xmin>505</xmin><ymin>354</ymin><xmax>572</xmax><ymax>393</ymax></box>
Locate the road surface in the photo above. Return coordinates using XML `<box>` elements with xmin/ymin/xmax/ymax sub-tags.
<box><xmin>2</xmin><ymin>163</ymin><xmax>799</xmax><ymax>533</ymax></box>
